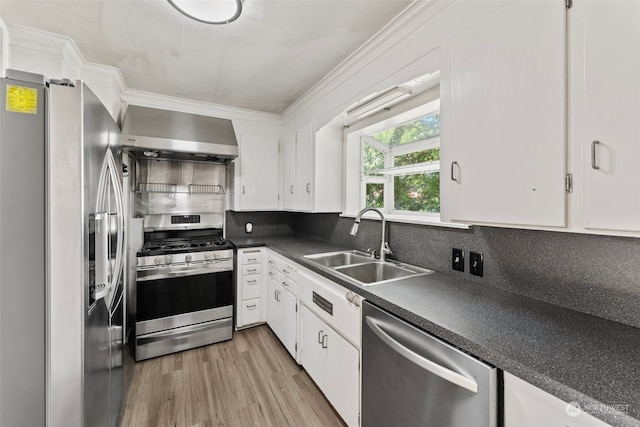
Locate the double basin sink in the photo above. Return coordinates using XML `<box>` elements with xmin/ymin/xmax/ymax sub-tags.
<box><xmin>303</xmin><ymin>250</ymin><xmax>433</xmax><ymax>286</ymax></box>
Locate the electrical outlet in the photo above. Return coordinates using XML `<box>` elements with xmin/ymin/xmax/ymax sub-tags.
<box><xmin>470</xmin><ymin>251</ymin><xmax>484</xmax><ymax>277</ymax></box>
<box><xmin>452</xmin><ymin>248</ymin><xmax>464</xmax><ymax>272</ymax></box>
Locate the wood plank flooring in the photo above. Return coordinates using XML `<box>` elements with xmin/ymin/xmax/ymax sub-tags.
<box><xmin>120</xmin><ymin>325</ymin><xmax>347</xmax><ymax>427</ymax></box>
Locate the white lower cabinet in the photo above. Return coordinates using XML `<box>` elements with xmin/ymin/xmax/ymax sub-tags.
<box><xmin>261</xmin><ymin>249</ymin><xmax>362</xmax><ymax>426</ymax></box>
<box><xmin>300</xmin><ymin>304</ymin><xmax>360</xmax><ymax>427</ymax></box>
<box><xmin>504</xmin><ymin>372</ymin><xmax>611</xmax><ymax>427</ymax></box>
<box><xmin>266</xmin><ymin>269</ymin><xmax>297</xmax><ymax>358</ymax></box>
<box><xmin>236</xmin><ymin>248</ymin><xmax>266</xmax><ymax>329</ymax></box>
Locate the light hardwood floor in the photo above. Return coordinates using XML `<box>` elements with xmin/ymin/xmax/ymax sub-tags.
<box><xmin>120</xmin><ymin>325</ymin><xmax>347</xmax><ymax>427</ymax></box>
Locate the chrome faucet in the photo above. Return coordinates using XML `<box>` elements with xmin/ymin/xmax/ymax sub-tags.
<box><xmin>349</xmin><ymin>208</ymin><xmax>393</xmax><ymax>261</ymax></box>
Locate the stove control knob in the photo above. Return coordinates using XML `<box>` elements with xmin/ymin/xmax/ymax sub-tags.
<box><xmin>165</xmin><ymin>255</ymin><xmax>172</xmax><ymax>264</ymax></box>
<box><xmin>154</xmin><ymin>257</ymin><xmax>162</xmax><ymax>265</ymax></box>
<box><xmin>204</xmin><ymin>253</ymin><xmax>212</xmax><ymax>261</ymax></box>
<box><xmin>185</xmin><ymin>254</ymin><xmax>192</xmax><ymax>263</ymax></box>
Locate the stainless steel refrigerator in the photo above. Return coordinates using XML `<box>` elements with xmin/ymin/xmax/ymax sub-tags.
<box><xmin>0</xmin><ymin>70</ymin><xmax>126</xmax><ymax>427</ymax></box>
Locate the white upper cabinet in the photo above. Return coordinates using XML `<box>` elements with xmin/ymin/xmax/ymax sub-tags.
<box><xmin>579</xmin><ymin>0</ymin><xmax>640</xmax><ymax>232</ymax></box>
<box><xmin>294</xmin><ymin>121</ymin><xmax>314</xmax><ymax>211</ymax></box>
<box><xmin>282</xmin><ymin>129</ymin><xmax>296</xmax><ymax>211</ymax></box>
<box><xmin>235</xmin><ymin>134</ymin><xmax>279</xmax><ymax>211</ymax></box>
<box><xmin>282</xmin><ymin>121</ymin><xmax>343</xmax><ymax>213</ymax></box>
<box><xmin>440</xmin><ymin>0</ymin><xmax>567</xmax><ymax>227</ymax></box>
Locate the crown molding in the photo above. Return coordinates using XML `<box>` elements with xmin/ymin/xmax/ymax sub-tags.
<box><xmin>281</xmin><ymin>0</ymin><xmax>450</xmax><ymax>123</ymax></box>
<box><xmin>122</xmin><ymin>89</ymin><xmax>282</xmax><ymax>126</ymax></box>
<box><xmin>7</xmin><ymin>24</ymin><xmax>81</xmax><ymax>76</ymax></box>
<box><xmin>81</xmin><ymin>62</ymin><xmax>127</xmax><ymax>95</ymax></box>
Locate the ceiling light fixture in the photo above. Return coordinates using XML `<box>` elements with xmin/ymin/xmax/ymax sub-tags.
<box><xmin>346</xmin><ymin>86</ymin><xmax>412</xmax><ymax>119</ymax></box>
<box><xmin>168</xmin><ymin>0</ymin><xmax>243</xmax><ymax>25</ymax></box>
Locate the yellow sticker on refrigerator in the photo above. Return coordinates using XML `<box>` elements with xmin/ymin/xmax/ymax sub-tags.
<box><xmin>6</xmin><ymin>85</ymin><xmax>38</xmax><ymax>114</ymax></box>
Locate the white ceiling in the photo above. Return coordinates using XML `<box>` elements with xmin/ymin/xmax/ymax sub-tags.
<box><xmin>0</xmin><ymin>0</ymin><xmax>412</xmax><ymax>114</ymax></box>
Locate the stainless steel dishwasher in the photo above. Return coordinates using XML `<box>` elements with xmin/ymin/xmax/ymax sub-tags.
<box><xmin>362</xmin><ymin>301</ymin><xmax>498</xmax><ymax>427</ymax></box>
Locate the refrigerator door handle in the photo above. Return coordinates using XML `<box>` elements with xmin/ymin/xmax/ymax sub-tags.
<box><xmin>94</xmin><ymin>211</ymin><xmax>111</xmax><ymax>301</ymax></box>
<box><xmin>365</xmin><ymin>316</ymin><xmax>478</xmax><ymax>393</ymax></box>
<box><xmin>106</xmin><ymin>148</ymin><xmax>125</xmax><ymax>314</ymax></box>
<box><xmin>94</xmin><ymin>148</ymin><xmax>125</xmax><ymax>311</ymax></box>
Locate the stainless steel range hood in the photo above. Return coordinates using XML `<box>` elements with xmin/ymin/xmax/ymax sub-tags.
<box><xmin>121</xmin><ymin>106</ymin><xmax>238</xmax><ymax>164</ymax></box>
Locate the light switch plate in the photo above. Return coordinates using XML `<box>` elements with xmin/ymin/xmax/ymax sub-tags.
<box><xmin>470</xmin><ymin>251</ymin><xmax>484</xmax><ymax>277</ymax></box>
<box><xmin>452</xmin><ymin>248</ymin><xmax>464</xmax><ymax>272</ymax></box>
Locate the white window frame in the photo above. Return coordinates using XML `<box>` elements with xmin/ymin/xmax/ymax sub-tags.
<box><xmin>342</xmin><ymin>87</ymin><xmax>468</xmax><ymax>229</ymax></box>
<box><xmin>360</xmin><ymin>115</ymin><xmax>441</xmax><ymax>217</ymax></box>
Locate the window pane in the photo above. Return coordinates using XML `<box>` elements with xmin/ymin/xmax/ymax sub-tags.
<box><xmin>394</xmin><ymin>172</ymin><xmax>440</xmax><ymax>213</ymax></box>
<box><xmin>394</xmin><ymin>148</ymin><xmax>440</xmax><ymax>167</ymax></box>
<box><xmin>365</xmin><ymin>183</ymin><xmax>384</xmax><ymax>208</ymax></box>
<box><xmin>363</xmin><ymin>143</ymin><xmax>384</xmax><ymax>175</ymax></box>
<box><xmin>373</xmin><ymin>113</ymin><xmax>440</xmax><ymax>147</ymax></box>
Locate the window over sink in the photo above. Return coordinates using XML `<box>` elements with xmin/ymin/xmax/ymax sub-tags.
<box><xmin>343</xmin><ymin>85</ymin><xmax>467</xmax><ymax>229</ymax></box>
<box><xmin>362</xmin><ymin>110</ymin><xmax>441</xmax><ymax>215</ymax></box>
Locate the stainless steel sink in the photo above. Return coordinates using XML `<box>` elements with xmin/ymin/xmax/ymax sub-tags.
<box><xmin>303</xmin><ymin>250</ymin><xmax>375</xmax><ymax>268</ymax></box>
<box><xmin>335</xmin><ymin>261</ymin><xmax>431</xmax><ymax>285</ymax></box>
<box><xmin>303</xmin><ymin>250</ymin><xmax>432</xmax><ymax>286</ymax></box>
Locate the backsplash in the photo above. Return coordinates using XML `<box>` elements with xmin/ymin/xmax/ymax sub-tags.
<box><xmin>227</xmin><ymin>211</ymin><xmax>640</xmax><ymax>329</ymax></box>
<box><xmin>226</xmin><ymin>210</ymin><xmax>297</xmax><ymax>237</ymax></box>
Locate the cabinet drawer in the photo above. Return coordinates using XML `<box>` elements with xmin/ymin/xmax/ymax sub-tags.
<box><xmin>280</xmin><ymin>263</ymin><xmax>298</xmax><ymax>282</ymax></box>
<box><xmin>266</xmin><ymin>266</ymin><xmax>280</xmax><ymax>282</ymax></box>
<box><xmin>241</xmin><ymin>264</ymin><xmax>261</xmax><ymax>276</ymax></box>
<box><xmin>279</xmin><ymin>275</ymin><xmax>297</xmax><ymax>296</ymax></box>
<box><xmin>266</xmin><ymin>255</ymin><xmax>279</xmax><ymax>270</ymax></box>
<box><xmin>240</xmin><ymin>299</ymin><xmax>261</xmax><ymax>326</ymax></box>
<box><xmin>241</xmin><ymin>275</ymin><xmax>261</xmax><ymax>300</ymax></box>
<box><xmin>242</xmin><ymin>251</ymin><xmax>262</xmax><ymax>265</ymax></box>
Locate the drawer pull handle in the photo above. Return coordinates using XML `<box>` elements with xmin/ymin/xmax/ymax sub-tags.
<box><xmin>282</xmin><ymin>281</ymin><xmax>289</xmax><ymax>287</ymax></box>
<box><xmin>282</xmin><ymin>269</ymin><xmax>290</xmax><ymax>274</ymax></box>
<box><xmin>321</xmin><ymin>334</ymin><xmax>328</xmax><ymax>349</ymax></box>
<box><xmin>268</xmin><ymin>272</ymin><xmax>275</xmax><ymax>277</ymax></box>
<box><xmin>248</xmin><ymin>280</ymin><xmax>257</xmax><ymax>285</ymax></box>
<box><xmin>318</xmin><ymin>330</ymin><xmax>324</xmax><ymax>344</ymax></box>
<box><xmin>247</xmin><ymin>258</ymin><xmax>257</xmax><ymax>262</ymax></box>
<box><xmin>247</xmin><ymin>269</ymin><xmax>257</xmax><ymax>274</ymax></box>
<box><xmin>246</xmin><ymin>304</ymin><xmax>256</xmax><ymax>310</ymax></box>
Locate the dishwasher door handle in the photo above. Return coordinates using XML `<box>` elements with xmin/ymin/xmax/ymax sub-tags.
<box><xmin>366</xmin><ymin>317</ymin><xmax>478</xmax><ymax>394</ymax></box>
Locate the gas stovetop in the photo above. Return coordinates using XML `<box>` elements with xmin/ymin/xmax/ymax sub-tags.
<box><xmin>137</xmin><ymin>233</ymin><xmax>234</xmax><ymax>257</ymax></box>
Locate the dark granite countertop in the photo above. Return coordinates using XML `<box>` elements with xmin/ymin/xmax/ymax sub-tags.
<box><xmin>230</xmin><ymin>235</ymin><xmax>640</xmax><ymax>427</ymax></box>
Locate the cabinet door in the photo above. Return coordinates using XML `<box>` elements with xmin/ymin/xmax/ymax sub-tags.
<box><xmin>280</xmin><ymin>288</ymin><xmax>297</xmax><ymax>358</ymax></box>
<box><xmin>582</xmin><ymin>1</ymin><xmax>640</xmax><ymax>231</ymax></box>
<box><xmin>504</xmin><ymin>372</ymin><xmax>610</xmax><ymax>427</ymax></box>
<box><xmin>441</xmin><ymin>0</ymin><xmax>566</xmax><ymax>227</ymax></box>
<box><xmin>322</xmin><ymin>321</ymin><xmax>359</xmax><ymax>427</ymax></box>
<box><xmin>266</xmin><ymin>276</ymin><xmax>281</xmax><ymax>337</ymax></box>
<box><xmin>239</xmin><ymin>135</ymin><xmax>279</xmax><ymax>210</ymax></box>
<box><xmin>300</xmin><ymin>305</ymin><xmax>328</xmax><ymax>390</ymax></box>
<box><xmin>295</xmin><ymin>122</ymin><xmax>314</xmax><ymax>211</ymax></box>
<box><xmin>282</xmin><ymin>129</ymin><xmax>296</xmax><ymax>210</ymax></box>
<box><xmin>300</xmin><ymin>305</ymin><xmax>359</xmax><ymax>427</ymax></box>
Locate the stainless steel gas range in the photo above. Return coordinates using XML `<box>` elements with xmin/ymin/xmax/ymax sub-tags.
<box><xmin>135</xmin><ymin>214</ymin><xmax>234</xmax><ymax>361</ymax></box>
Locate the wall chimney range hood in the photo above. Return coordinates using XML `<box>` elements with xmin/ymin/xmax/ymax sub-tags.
<box><xmin>121</xmin><ymin>106</ymin><xmax>239</xmax><ymax>164</ymax></box>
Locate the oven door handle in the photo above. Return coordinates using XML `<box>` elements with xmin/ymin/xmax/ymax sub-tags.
<box><xmin>136</xmin><ymin>264</ymin><xmax>233</xmax><ymax>281</ymax></box>
<box><xmin>137</xmin><ymin>318</ymin><xmax>229</xmax><ymax>345</ymax></box>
